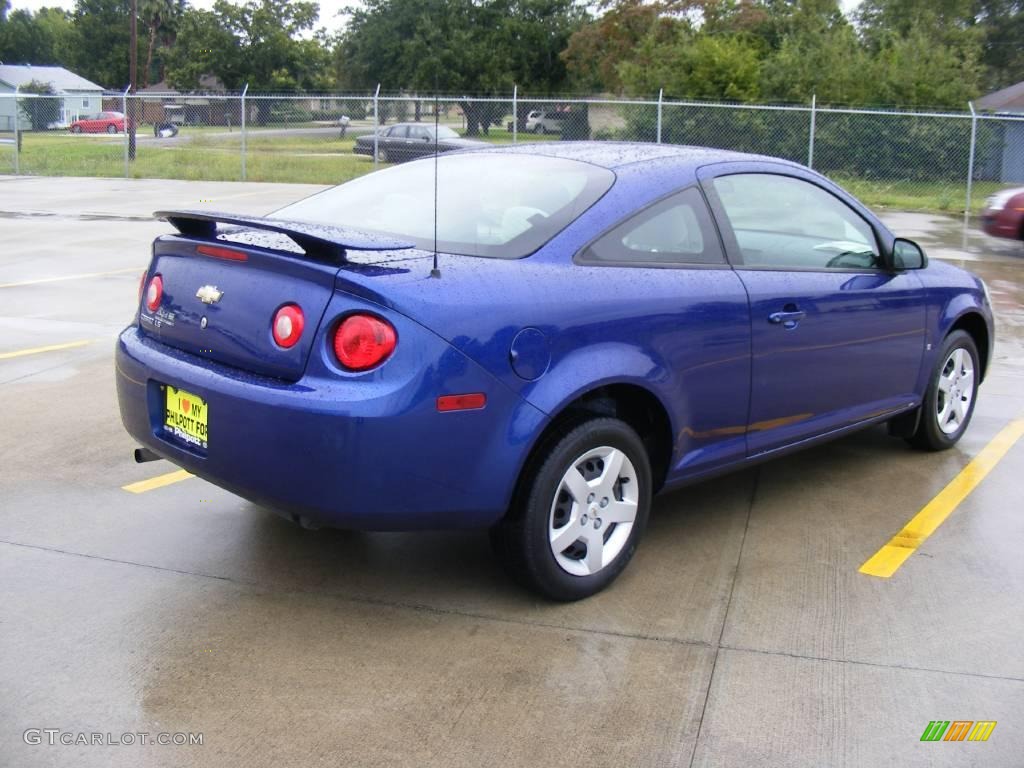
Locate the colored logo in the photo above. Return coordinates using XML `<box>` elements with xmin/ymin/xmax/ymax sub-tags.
<box><xmin>920</xmin><ymin>721</ymin><xmax>996</xmax><ymax>742</ymax></box>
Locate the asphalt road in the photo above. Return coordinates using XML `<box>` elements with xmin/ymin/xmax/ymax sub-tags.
<box><xmin>1</xmin><ymin>176</ymin><xmax>1023</xmax><ymax>767</ymax></box>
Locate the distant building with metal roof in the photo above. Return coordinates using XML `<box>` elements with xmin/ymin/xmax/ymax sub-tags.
<box><xmin>974</xmin><ymin>80</ymin><xmax>1024</xmax><ymax>183</ymax></box>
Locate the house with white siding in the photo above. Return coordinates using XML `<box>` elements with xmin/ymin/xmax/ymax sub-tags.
<box><xmin>0</xmin><ymin>64</ymin><xmax>105</xmax><ymax>131</ymax></box>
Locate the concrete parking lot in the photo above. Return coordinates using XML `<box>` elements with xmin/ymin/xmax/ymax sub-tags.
<box><xmin>1</xmin><ymin>175</ymin><xmax>1023</xmax><ymax>767</ymax></box>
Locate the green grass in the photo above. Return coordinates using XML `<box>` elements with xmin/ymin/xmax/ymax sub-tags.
<box><xmin>9</xmin><ymin>132</ymin><xmax>374</xmax><ymax>184</ymax></box>
<box><xmin>2</xmin><ymin>130</ymin><xmax>1007</xmax><ymax>214</ymax></box>
<box><xmin>832</xmin><ymin>176</ymin><xmax>1003</xmax><ymax>216</ymax></box>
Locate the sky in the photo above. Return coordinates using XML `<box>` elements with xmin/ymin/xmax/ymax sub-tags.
<box><xmin>8</xmin><ymin>0</ymin><xmax>863</xmax><ymax>35</ymax></box>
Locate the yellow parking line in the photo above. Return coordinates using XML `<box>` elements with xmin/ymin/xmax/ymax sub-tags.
<box><xmin>859</xmin><ymin>418</ymin><xmax>1024</xmax><ymax>578</ymax></box>
<box><xmin>0</xmin><ymin>267</ymin><xmax>139</xmax><ymax>289</ymax></box>
<box><xmin>0</xmin><ymin>339</ymin><xmax>94</xmax><ymax>359</ymax></box>
<box><xmin>122</xmin><ymin>469</ymin><xmax>194</xmax><ymax>494</ymax></box>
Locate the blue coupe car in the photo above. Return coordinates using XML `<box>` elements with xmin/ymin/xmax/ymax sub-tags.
<box><xmin>116</xmin><ymin>143</ymin><xmax>994</xmax><ymax>600</ymax></box>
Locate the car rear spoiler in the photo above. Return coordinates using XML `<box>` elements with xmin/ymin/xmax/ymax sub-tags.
<box><xmin>154</xmin><ymin>209</ymin><xmax>414</xmax><ymax>262</ymax></box>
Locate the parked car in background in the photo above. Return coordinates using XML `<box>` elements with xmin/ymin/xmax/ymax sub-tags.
<box><xmin>353</xmin><ymin>123</ymin><xmax>487</xmax><ymax>162</ymax></box>
<box><xmin>69</xmin><ymin>111</ymin><xmax>127</xmax><ymax>134</ymax></box>
<box><xmin>117</xmin><ymin>144</ymin><xmax>993</xmax><ymax>601</ymax></box>
<box><xmin>982</xmin><ymin>187</ymin><xmax>1024</xmax><ymax>241</ymax></box>
<box><xmin>525</xmin><ymin>109</ymin><xmax>566</xmax><ymax>134</ymax></box>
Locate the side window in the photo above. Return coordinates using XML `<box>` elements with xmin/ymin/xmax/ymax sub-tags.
<box><xmin>582</xmin><ymin>187</ymin><xmax>724</xmax><ymax>265</ymax></box>
<box><xmin>710</xmin><ymin>173</ymin><xmax>880</xmax><ymax>270</ymax></box>
<box><xmin>407</xmin><ymin>126</ymin><xmax>430</xmax><ymax>141</ymax></box>
<box><xmin>387</xmin><ymin>125</ymin><xmax>407</xmax><ymax>139</ymax></box>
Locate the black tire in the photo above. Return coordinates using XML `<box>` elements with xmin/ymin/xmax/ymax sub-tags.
<box><xmin>491</xmin><ymin>417</ymin><xmax>652</xmax><ymax>601</ymax></box>
<box><xmin>70</xmin><ymin>125</ymin><xmax>82</xmax><ymax>134</ymax></box>
<box><xmin>908</xmin><ymin>330</ymin><xmax>979</xmax><ymax>451</ymax></box>
<box><xmin>106</xmin><ymin>124</ymin><xmax>117</xmax><ymax>134</ymax></box>
<box><xmin>534</xmin><ymin>124</ymin><xmax>544</xmax><ymax>134</ymax></box>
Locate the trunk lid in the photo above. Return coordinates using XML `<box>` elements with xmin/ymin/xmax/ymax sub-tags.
<box><xmin>140</xmin><ymin>210</ymin><xmax>414</xmax><ymax>381</ymax></box>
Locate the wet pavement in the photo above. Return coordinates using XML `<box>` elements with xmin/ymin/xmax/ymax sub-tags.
<box><xmin>1</xmin><ymin>177</ymin><xmax>1023</xmax><ymax>767</ymax></box>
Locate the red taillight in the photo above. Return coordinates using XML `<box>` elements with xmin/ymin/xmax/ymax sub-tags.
<box><xmin>145</xmin><ymin>274</ymin><xmax>163</xmax><ymax>312</ymax></box>
<box><xmin>197</xmin><ymin>244</ymin><xmax>248</xmax><ymax>262</ymax></box>
<box><xmin>272</xmin><ymin>304</ymin><xmax>305</xmax><ymax>348</ymax></box>
<box><xmin>333</xmin><ymin>314</ymin><xmax>396</xmax><ymax>371</ymax></box>
<box><xmin>138</xmin><ymin>270</ymin><xmax>147</xmax><ymax>303</ymax></box>
<box><xmin>437</xmin><ymin>393</ymin><xmax>487</xmax><ymax>412</ymax></box>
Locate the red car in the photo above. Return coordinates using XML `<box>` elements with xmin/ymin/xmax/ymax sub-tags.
<box><xmin>69</xmin><ymin>111</ymin><xmax>126</xmax><ymax>134</ymax></box>
<box><xmin>982</xmin><ymin>187</ymin><xmax>1024</xmax><ymax>240</ymax></box>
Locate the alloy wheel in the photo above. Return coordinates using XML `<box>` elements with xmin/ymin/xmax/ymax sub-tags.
<box><xmin>936</xmin><ymin>347</ymin><xmax>975</xmax><ymax>435</ymax></box>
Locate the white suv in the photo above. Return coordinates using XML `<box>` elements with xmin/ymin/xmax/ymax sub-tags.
<box><xmin>525</xmin><ymin>110</ymin><xmax>566</xmax><ymax>134</ymax></box>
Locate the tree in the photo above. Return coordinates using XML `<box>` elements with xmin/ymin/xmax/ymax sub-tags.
<box><xmin>618</xmin><ymin>27</ymin><xmax>764</xmax><ymax>101</ymax></box>
<box><xmin>0</xmin><ymin>7</ymin><xmax>72</xmax><ymax>65</ymax></box>
<box><xmin>760</xmin><ymin>24</ymin><xmax>874</xmax><ymax>104</ymax></box>
<box><xmin>737</xmin><ymin>0</ymin><xmax>845</xmax><ymax>47</ymax></box>
<box><xmin>337</xmin><ymin>0</ymin><xmax>583</xmax><ymax>132</ymax></box>
<box><xmin>857</xmin><ymin>0</ymin><xmax>976</xmax><ymax>43</ymax></box>
<box><xmin>166</xmin><ymin>0</ymin><xmax>330</xmax><ymax>93</ymax></box>
<box><xmin>138</xmin><ymin>0</ymin><xmax>184</xmax><ymax>87</ymax></box>
<box><xmin>19</xmin><ymin>79</ymin><xmax>61</xmax><ymax>130</ymax></box>
<box><xmin>561</xmin><ymin>1</ymin><xmax>671</xmax><ymax>92</ymax></box>
<box><xmin>974</xmin><ymin>0</ymin><xmax>1024</xmax><ymax>90</ymax></box>
<box><xmin>868</xmin><ymin>24</ymin><xmax>984</xmax><ymax>106</ymax></box>
<box><xmin>162</xmin><ymin>8</ymin><xmax>237</xmax><ymax>89</ymax></box>
<box><xmin>61</xmin><ymin>0</ymin><xmax>136</xmax><ymax>88</ymax></box>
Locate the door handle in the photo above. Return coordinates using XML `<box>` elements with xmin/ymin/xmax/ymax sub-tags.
<box><xmin>768</xmin><ymin>307</ymin><xmax>806</xmax><ymax>329</ymax></box>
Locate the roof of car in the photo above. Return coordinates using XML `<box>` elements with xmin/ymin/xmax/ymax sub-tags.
<box><xmin>470</xmin><ymin>141</ymin><xmax>798</xmax><ymax>171</ymax></box>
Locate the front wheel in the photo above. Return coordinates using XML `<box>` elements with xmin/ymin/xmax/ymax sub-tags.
<box><xmin>106</xmin><ymin>124</ymin><xmax>117</xmax><ymax>134</ymax></box>
<box><xmin>70</xmin><ymin>125</ymin><xmax>82</xmax><ymax>134</ymax></box>
<box><xmin>491</xmin><ymin>417</ymin><xmax>652</xmax><ymax>601</ymax></box>
<box><xmin>908</xmin><ymin>330</ymin><xmax>979</xmax><ymax>450</ymax></box>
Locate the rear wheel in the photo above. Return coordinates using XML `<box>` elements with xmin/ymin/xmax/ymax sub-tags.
<box><xmin>491</xmin><ymin>417</ymin><xmax>651</xmax><ymax>601</ymax></box>
<box><xmin>70</xmin><ymin>125</ymin><xmax>82</xmax><ymax>134</ymax></box>
<box><xmin>908</xmin><ymin>330</ymin><xmax>979</xmax><ymax>450</ymax></box>
<box><xmin>106</xmin><ymin>124</ymin><xmax>117</xmax><ymax>134</ymax></box>
<box><xmin>534</xmin><ymin>124</ymin><xmax>545</xmax><ymax>134</ymax></box>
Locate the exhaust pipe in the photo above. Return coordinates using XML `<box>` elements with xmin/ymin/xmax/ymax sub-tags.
<box><xmin>133</xmin><ymin>447</ymin><xmax>162</xmax><ymax>464</ymax></box>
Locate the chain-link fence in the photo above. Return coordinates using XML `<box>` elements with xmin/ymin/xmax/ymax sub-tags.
<box><xmin>1</xmin><ymin>89</ymin><xmax>1023</xmax><ymax>214</ymax></box>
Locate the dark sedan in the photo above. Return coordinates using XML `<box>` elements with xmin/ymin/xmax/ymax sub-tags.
<box><xmin>353</xmin><ymin>123</ymin><xmax>487</xmax><ymax>163</ymax></box>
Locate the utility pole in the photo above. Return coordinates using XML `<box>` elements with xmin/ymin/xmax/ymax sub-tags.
<box><xmin>128</xmin><ymin>0</ymin><xmax>137</xmax><ymax>161</ymax></box>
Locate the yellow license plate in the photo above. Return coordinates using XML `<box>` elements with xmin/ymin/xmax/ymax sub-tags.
<box><xmin>164</xmin><ymin>386</ymin><xmax>209</xmax><ymax>450</ymax></box>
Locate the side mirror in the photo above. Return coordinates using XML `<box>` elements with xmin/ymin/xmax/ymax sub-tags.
<box><xmin>891</xmin><ymin>238</ymin><xmax>927</xmax><ymax>270</ymax></box>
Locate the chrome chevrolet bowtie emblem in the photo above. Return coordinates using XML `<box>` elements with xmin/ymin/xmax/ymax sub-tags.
<box><xmin>195</xmin><ymin>285</ymin><xmax>223</xmax><ymax>304</ymax></box>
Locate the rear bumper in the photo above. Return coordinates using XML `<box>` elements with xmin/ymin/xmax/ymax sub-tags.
<box><xmin>115</xmin><ymin>324</ymin><xmax>546</xmax><ymax>530</ymax></box>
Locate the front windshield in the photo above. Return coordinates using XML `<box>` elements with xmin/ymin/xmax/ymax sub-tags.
<box><xmin>432</xmin><ymin>125</ymin><xmax>458</xmax><ymax>139</ymax></box>
<box><xmin>275</xmin><ymin>154</ymin><xmax>615</xmax><ymax>259</ymax></box>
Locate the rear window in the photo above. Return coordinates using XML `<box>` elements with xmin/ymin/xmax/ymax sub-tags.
<box><xmin>275</xmin><ymin>154</ymin><xmax>615</xmax><ymax>259</ymax></box>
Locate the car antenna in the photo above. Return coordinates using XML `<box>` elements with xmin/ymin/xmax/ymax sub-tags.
<box><xmin>430</xmin><ymin>92</ymin><xmax>441</xmax><ymax>279</ymax></box>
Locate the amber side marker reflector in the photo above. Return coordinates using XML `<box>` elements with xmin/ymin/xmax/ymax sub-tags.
<box><xmin>197</xmin><ymin>244</ymin><xmax>248</xmax><ymax>262</ymax></box>
<box><xmin>437</xmin><ymin>393</ymin><xmax>487</xmax><ymax>412</ymax></box>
